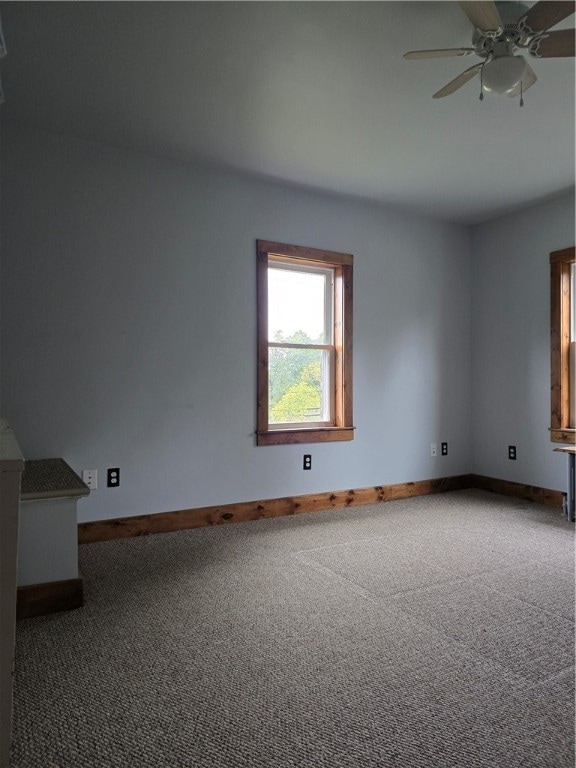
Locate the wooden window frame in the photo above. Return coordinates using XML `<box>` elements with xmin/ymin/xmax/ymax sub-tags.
<box><xmin>256</xmin><ymin>240</ymin><xmax>354</xmax><ymax>446</ymax></box>
<box><xmin>550</xmin><ymin>246</ymin><xmax>575</xmax><ymax>444</ymax></box>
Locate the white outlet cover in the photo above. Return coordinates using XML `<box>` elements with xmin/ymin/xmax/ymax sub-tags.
<box><xmin>82</xmin><ymin>469</ymin><xmax>97</xmax><ymax>489</ymax></box>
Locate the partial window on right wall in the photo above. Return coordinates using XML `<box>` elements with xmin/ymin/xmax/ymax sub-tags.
<box><xmin>550</xmin><ymin>246</ymin><xmax>576</xmax><ymax>443</ymax></box>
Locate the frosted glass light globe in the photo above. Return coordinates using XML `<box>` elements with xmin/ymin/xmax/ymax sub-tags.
<box><xmin>482</xmin><ymin>56</ymin><xmax>528</xmax><ymax>95</ymax></box>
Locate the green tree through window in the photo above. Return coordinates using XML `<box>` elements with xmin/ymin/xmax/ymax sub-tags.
<box><xmin>270</xmin><ymin>354</ymin><xmax>322</xmax><ymax>423</ymax></box>
<box><xmin>269</xmin><ymin>331</ymin><xmax>322</xmax><ymax>419</ymax></box>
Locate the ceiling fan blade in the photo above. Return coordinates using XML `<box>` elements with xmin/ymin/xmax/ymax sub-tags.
<box><xmin>404</xmin><ymin>48</ymin><xmax>476</xmax><ymax>59</ymax></box>
<box><xmin>507</xmin><ymin>61</ymin><xmax>538</xmax><ymax>96</ymax></box>
<box><xmin>432</xmin><ymin>63</ymin><xmax>483</xmax><ymax>98</ymax></box>
<box><xmin>531</xmin><ymin>28</ymin><xmax>575</xmax><ymax>57</ymax></box>
<box><xmin>459</xmin><ymin>1</ymin><xmax>503</xmax><ymax>32</ymax></box>
<box><xmin>518</xmin><ymin>1</ymin><xmax>575</xmax><ymax>35</ymax></box>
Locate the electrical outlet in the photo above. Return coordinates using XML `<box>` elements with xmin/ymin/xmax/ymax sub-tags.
<box><xmin>303</xmin><ymin>454</ymin><xmax>312</xmax><ymax>470</ymax></box>
<box><xmin>441</xmin><ymin>442</ymin><xmax>448</xmax><ymax>456</ymax></box>
<box><xmin>508</xmin><ymin>445</ymin><xmax>517</xmax><ymax>460</ymax></box>
<box><xmin>107</xmin><ymin>468</ymin><xmax>120</xmax><ymax>487</ymax></box>
<box><xmin>82</xmin><ymin>469</ymin><xmax>97</xmax><ymax>490</ymax></box>
<box><xmin>430</xmin><ymin>443</ymin><xmax>437</xmax><ymax>458</ymax></box>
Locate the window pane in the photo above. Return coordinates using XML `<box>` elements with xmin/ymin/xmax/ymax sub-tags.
<box><xmin>268</xmin><ymin>267</ymin><xmax>330</xmax><ymax>343</ymax></box>
<box><xmin>269</xmin><ymin>347</ymin><xmax>331</xmax><ymax>424</ymax></box>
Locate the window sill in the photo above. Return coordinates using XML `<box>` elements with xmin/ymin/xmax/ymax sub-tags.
<box><xmin>550</xmin><ymin>428</ymin><xmax>576</xmax><ymax>444</ymax></box>
<box><xmin>257</xmin><ymin>426</ymin><xmax>355</xmax><ymax>446</ymax></box>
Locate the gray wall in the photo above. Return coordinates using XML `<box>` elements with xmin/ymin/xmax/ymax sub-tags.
<box><xmin>1</xmin><ymin>125</ymin><xmax>473</xmax><ymax>522</ymax></box>
<box><xmin>471</xmin><ymin>192</ymin><xmax>575</xmax><ymax>488</ymax></box>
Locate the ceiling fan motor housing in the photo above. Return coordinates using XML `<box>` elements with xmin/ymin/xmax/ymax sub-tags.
<box><xmin>473</xmin><ymin>3</ymin><xmax>534</xmax><ymax>56</ymax></box>
<box><xmin>496</xmin><ymin>1</ymin><xmax>532</xmax><ymax>38</ymax></box>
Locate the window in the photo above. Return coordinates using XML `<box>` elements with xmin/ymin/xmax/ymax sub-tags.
<box><xmin>256</xmin><ymin>240</ymin><xmax>354</xmax><ymax>446</ymax></box>
<box><xmin>550</xmin><ymin>246</ymin><xmax>575</xmax><ymax>443</ymax></box>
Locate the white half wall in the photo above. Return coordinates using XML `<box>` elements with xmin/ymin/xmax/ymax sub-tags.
<box><xmin>1</xmin><ymin>125</ymin><xmax>473</xmax><ymax>522</ymax></box>
<box><xmin>471</xmin><ymin>192</ymin><xmax>575</xmax><ymax>490</ymax></box>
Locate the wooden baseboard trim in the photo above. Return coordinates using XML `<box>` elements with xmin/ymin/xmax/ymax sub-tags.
<box><xmin>17</xmin><ymin>578</ymin><xmax>83</xmax><ymax>619</ymax></box>
<box><xmin>78</xmin><ymin>473</ymin><xmax>564</xmax><ymax>546</ymax></box>
<box><xmin>78</xmin><ymin>474</ymin><xmax>473</xmax><ymax>544</ymax></box>
<box><xmin>469</xmin><ymin>474</ymin><xmax>564</xmax><ymax>509</ymax></box>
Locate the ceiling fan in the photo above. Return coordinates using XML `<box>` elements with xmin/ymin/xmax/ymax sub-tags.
<box><xmin>404</xmin><ymin>1</ymin><xmax>575</xmax><ymax>103</ymax></box>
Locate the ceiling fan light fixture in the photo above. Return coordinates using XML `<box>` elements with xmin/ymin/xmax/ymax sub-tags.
<box><xmin>481</xmin><ymin>54</ymin><xmax>528</xmax><ymax>94</ymax></box>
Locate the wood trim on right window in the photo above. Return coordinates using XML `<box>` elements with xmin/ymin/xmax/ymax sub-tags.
<box><xmin>550</xmin><ymin>246</ymin><xmax>575</xmax><ymax>444</ymax></box>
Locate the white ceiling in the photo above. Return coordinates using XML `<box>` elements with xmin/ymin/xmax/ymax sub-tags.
<box><xmin>1</xmin><ymin>1</ymin><xmax>574</xmax><ymax>224</ymax></box>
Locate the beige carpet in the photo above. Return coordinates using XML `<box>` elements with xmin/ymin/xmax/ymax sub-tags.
<box><xmin>10</xmin><ymin>489</ymin><xmax>575</xmax><ymax>767</ymax></box>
